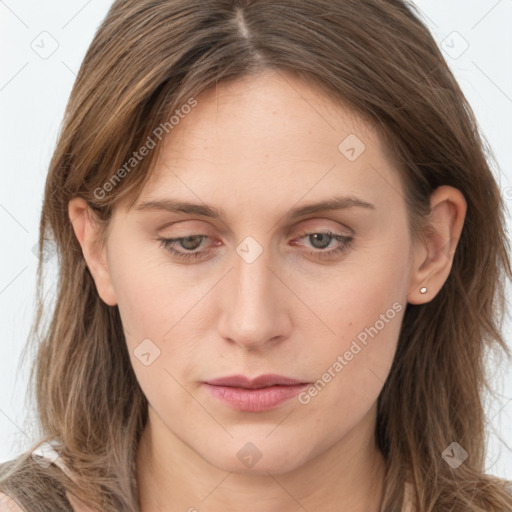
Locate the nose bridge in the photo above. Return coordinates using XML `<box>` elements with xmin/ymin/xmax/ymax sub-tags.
<box><xmin>218</xmin><ymin>237</ymin><xmax>288</xmax><ymax>350</ymax></box>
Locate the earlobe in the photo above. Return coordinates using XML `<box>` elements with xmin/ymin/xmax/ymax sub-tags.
<box><xmin>407</xmin><ymin>186</ymin><xmax>467</xmax><ymax>305</ymax></box>
<box><xmin>68</xmin><ymin>197</ymin><xmax>118</xmax><ymax>306</ymax></box>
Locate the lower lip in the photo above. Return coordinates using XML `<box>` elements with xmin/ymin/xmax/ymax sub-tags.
<box><xmin>203</xmin><ymin>383</ymin><xmax>309</xmax><ymax>412</ymax></box>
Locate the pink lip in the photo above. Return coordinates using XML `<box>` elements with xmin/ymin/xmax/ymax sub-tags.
<box><xmin>203</xmin><ymin>374</ymin><xmax>309</xmax><ymax>412</ymax></box>
<box><xmin>206</xmin><ymin>374</ymin><xmax>306</xmax><ymax>388</ymax></box>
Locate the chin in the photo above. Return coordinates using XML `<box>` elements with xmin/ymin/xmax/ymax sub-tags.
<box><xmin>200</xmin><ymin>440</ymin><xmax>309</xmax><ymax>476</ymax></box>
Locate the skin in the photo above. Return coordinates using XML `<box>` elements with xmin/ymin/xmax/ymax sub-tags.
<box><xmin>68</xmin><ymin>69</ymin><xmax>466</xmax><ymax>512</ymax></box>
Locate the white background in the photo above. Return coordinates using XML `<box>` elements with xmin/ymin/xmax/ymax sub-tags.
<box><xmin>0</xmin><ymin>0</ymin><xmax>511</xmax><ymax>479</ymax></box>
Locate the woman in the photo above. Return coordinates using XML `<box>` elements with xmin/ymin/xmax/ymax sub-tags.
<box><xmin>1</xmin><ymin>0</ymin><xmax>511</xmax><ymax>510</ymax></box>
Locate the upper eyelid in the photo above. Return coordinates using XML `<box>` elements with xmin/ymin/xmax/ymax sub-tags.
<box><xmin>159</xmin><ymin>218</ymin><xmax>354</xmax><ymax>236</ymax></box>
<box><xmin>165</xmin><ymin>228</ymin><xmax>350</xmax><ymax>240</ymax></box>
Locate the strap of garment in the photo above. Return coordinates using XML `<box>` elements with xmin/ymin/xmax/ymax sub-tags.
<box><xmin>31</xmin><ymin>439</ymin><xmax>76</xmax><ymax>483</ymax></box>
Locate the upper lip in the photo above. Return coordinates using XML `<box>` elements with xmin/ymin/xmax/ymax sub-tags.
<box><xmin>205</xmin><ymin>374</ymin><xmax>308</xmax><ymax>389</ymax></box>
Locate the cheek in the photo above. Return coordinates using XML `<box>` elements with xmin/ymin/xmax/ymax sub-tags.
<box><xmin>295</xmin><ymin>297</ymin><xmax>404</xmax><ymax>439</ymax></box>
<box><xmin>107</xmin><ymin>236</ymin><xmax>184</xmax><ymax>335</ymax></box>
<box><xmin>106</xmin><ymin>238</ymin><xmax>208</xmax><ymax>385</ymax></box>
<box><xmin>295</xmin><ymin>232</ymin><xmax>409</xmax><ymax>412</ymax></box>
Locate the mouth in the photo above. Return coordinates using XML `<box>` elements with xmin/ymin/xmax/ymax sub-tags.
<box><xmin>203</xmin><ymin>374</ymin><xmax>309</xmax><ymax>412</ymax></box>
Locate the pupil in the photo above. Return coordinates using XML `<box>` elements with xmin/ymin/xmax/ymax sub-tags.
<box><xmin>181</xmin><ymin>236</ymin><xmax>202</xmax><ymax>250</ymax></box>
<box><xmin>311</xmin><ymin>233</ymin><xmax>331</xmax><ymax>249</ymax></box>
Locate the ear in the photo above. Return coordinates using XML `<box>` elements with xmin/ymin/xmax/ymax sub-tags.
<box><xmin>68</xmin><ymin>197</ymin><xmax>118</xmax><ymax>306</ymax></box>
<box><xmin>407</xmin><ymin>185</ymin><xmax>467</xmax><ymax>305</ymax></box>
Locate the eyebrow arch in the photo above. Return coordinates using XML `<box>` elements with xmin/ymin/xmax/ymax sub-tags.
<box><xmin>134</xmin><ymin>195</ymin><xmax>375</xmax><ymax>219</ymax></box>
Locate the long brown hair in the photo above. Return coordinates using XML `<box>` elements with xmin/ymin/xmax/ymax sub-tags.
<box><xmin>1</xmin><ymin>0</ymin><xmax>511</xmax><ymax>510</ymax></box>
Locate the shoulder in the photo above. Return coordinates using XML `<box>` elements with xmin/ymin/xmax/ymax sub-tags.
<box><xmin>0</xmin><ymin>451</ymin><xmax>74</xmax><ymax>511</ymax></box>
<box><xmin>0</xmin><ymin>492</ymin><xmax>24</xmax><ymax>511</ymax></box>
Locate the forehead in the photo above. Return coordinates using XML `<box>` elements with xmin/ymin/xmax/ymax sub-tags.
<box><xmin>165</xmin><ymin>69</ymin><xmax>375</xmax><ymax>154</ymax></box>
<box><xmin>125</xmin><ymin>70</ymin><xmax>405</xmax><ymax>218</ymax></box>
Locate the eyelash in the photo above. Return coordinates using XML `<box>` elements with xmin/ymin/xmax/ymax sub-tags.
<box><xmin>157</xmin><ymin>231</ymin><xmax>354</xmax><ymax>261</ymax></box>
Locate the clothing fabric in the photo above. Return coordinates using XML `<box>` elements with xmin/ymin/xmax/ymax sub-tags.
<box><xmin>0</xmin><ymin>445</ymin><xmax>74</xmax><ymax>511</ymax></box>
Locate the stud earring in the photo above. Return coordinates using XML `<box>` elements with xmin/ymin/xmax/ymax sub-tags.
<box><xmin>420</xmin><ymin>287</ymin><xmax>427</xmax><ymax>294</ymax></box>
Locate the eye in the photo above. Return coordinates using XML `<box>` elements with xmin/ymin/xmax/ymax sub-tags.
<box><xmin>292</xmin><ymin>231</ymin><xmax>354</xmax><ymax>259</ymax></box>
<box><xmin>157</xmin><ymin>230</ymin><xmax>354</xmax><ymax>261</ymax></box>
<box><xmin>157</xmin><ymin>234</ymin><xmax>211</xmax><ymax>260</ymax></box>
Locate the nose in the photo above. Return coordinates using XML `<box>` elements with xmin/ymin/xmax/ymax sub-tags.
<box><xmin>217</xmin><ymin>243</ymin><xmax>292</xmax><ymax>352</ymax></box>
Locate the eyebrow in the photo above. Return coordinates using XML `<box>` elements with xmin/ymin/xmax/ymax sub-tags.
<box><xmin>134</xmin><ymin>195</ymin><xmax>375</xmax><ymax>220</ymax></box>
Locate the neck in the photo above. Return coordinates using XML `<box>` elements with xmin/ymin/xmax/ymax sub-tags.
<box><xmin>136</xmin><ymin>404</ymin><xmax>386</xmax><ymax>512</ymax></box>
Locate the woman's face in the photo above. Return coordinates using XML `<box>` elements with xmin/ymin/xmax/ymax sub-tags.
<box><xmin>87</xmin><ymin>69</ymin><xmax>421</xmax><ymax>474</ymax></box>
